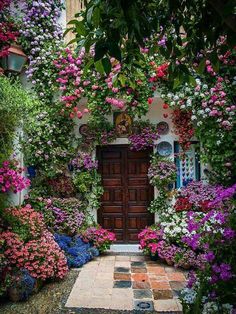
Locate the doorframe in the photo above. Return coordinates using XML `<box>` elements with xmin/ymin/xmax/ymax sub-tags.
<box><xmin>93</xmin><ymin>138</ymin><xmax>157</xmax><ymax>225</ymax></box>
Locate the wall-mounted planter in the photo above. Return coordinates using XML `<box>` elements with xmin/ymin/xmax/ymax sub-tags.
<box><xmin>27</xmin><ymin>166</ymin><xmax>36</xmax><ymax>178</ymax></box>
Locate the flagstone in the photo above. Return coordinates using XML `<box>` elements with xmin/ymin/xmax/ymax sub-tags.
<box><xmin>154</xmin><ymin>299</ymin><xmax>181</xmax><ymax>312</ymax></box>
<box><xmin>65</xmin><ymin>254</ymin><xmax>186</xmax><ymax>312</ymax></box>
<box><xmin>167</xmin><ymin>272</ymin><xmax>186</xmax><ymax>281</ymax></box>
<box><xmin>150</xmin><ymin>280</ymin><xmax>171</xmax><ymax>290</ymax></box>
<box><xmin>114</xmin><ymin>272</ymin><xmax>131</xmax><ymax>280</ymax></box>
<box><xmin>131</xmin><ymin>273</ymin><xmax>149</xmax><ymax>282</ymax></box>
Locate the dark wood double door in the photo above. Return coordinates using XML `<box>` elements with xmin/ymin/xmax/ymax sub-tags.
<box><xmin>97</xmin><ymin>145</ymin><xmax>154</xmax><ymax>243</ymax></box>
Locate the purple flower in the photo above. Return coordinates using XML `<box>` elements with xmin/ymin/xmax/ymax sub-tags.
<box><xmin>223</xmin><ymin>228</ymin><xmax>235</xmax><ymax>240</ymax></box>
<box><xmin>204</xmin><ymin>251</ymin><xmax>215</xmax><ymax>262</ymax></box>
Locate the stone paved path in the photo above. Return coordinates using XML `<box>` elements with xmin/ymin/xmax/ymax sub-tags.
<box><xmin>65</xmin><ymin>255</ymin><xmax>187</xmax><ymax>312</ymax></box>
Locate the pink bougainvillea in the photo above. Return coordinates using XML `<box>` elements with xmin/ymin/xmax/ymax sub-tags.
<box><xmin>0</xmin><ymin>160</ymin><xmax>30</xmax><ymax>193</ymax></box>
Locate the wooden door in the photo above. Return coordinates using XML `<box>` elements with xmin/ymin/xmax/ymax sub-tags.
<box><xmin>97</xmin><ymin>145</ymin><xmax>154</xmax><ymax>243</ymax></box>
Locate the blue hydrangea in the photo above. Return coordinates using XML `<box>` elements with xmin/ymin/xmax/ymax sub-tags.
<box><xmin>54</xmin><ymin>233</ymin><xmax>99</xmax><ymax>268</ymax></box>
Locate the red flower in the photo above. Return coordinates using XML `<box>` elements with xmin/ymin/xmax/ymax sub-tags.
<box><xmin>148</xmin><ymin>97</ymin><xmax>153</xmax><ymax>105</ymax></box>
<box><xmin>163</xmin><ymin>103</ymin><xmax>169</xmax><ymax>109</ymax></box>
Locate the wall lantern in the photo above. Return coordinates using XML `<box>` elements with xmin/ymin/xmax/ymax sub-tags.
<box><xmin>1</xmin><ymin>44</ymin><xmax>27</xmax><ymax>74</ymax></box>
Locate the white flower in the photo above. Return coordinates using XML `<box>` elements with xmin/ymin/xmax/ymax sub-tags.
<box><xmin>195</xmin><ymin>78</ymin><xmax>201</xmax><ymax>85</ymax></box>
<box><xmin>191</xmin><ymin>115</ymin><xmax>197</xmax><ymax>120</ymax></box>
<box><xmin>180</xmin><ymin>104</ymin><xmax>186</xmax><ymax>109</ymax></box>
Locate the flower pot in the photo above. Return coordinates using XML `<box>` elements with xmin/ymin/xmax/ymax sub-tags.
<box><xmin>150</xmin><ymin>253</ymin><xmax>159</xmax><ymax>261</ymax></box>
<box><xmin>33</xmin><ymin>278</ymin><xmax>43</xmax><ymax>293</ymax></box>
<box><xmin>165</xmin><ymin>258</ymin><xmax>174</xmax><ymax>266</ymax></box>
<box><xmin>8</xmin><ymin>287</ymin><xmax>22</xmax><ymax>302</ymax></box>
<box><xmin>181</xmin><ymin>264</ymin><xmax>191</xmax><ymax>270</ymax></box>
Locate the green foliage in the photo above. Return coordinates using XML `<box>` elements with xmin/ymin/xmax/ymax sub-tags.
<box><xmin>72</xmin><ymin>170</ymin><xmax>104</xmax><ymax>209</ymax></box>
<box><xmin>196</xmin><ymin>122</ymin><xmax>236</xmax><ymax>186</ymax></box>
<box><xmin>0</xmin><ymin>76</ymin><xmax>38</xmax><ymax>163</ymax></box>
<box><xmin>22</xmin><ymin>103</ymin><xmax>75</xmax><ymax>177</ymax></box>
<box><xmin>148</xmin><ymin>192</ymin><xmax>169</xmax><ymax>213</ymax></box>
<box><xmin>68</xmin><ymin>0</ymin><xmax>236</xmax><ymax>84</ymax></box>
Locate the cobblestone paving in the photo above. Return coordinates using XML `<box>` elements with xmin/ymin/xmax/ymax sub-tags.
<box><xmin>65</xmin><ymin>255</ymin><xmax>187</xmax><ymax>312</ymax></box>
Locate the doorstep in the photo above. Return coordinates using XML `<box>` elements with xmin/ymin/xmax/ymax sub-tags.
<box><xmin>108</xmin><ymin>244</ymin><xmax>141</xmax><ymax>253</ymax></box>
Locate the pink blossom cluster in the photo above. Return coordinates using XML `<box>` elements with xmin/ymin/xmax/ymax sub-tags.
<box><xmin>105</xmin><ymin>97</ymin><xmax>125</xmax><ymax>109</ymax></box>
<box><xmin>1</xmin><ymin>230</ymin><xmax>68</xmax><ymax>280</ymax></box>
<box><xmin>4</xmin><ymin>204</ymin><xmax>45</xmax><ymax>238</ymax></box>
<box><xmin>82</xmin><ymin>226</ymin><xmax>116</xmax><ymax>253</ymax></box>
<box><xmin>0</xmin><ymin>0</ymin><xmax>11</xmax><ymax>12</ymax></box>
<box><xmin>54</xmin><ymin>47</ymin><xmax>89</xmax><ymax>119</ymax></box>
<box><xmin>0</xmin><ymin>160</ymin><xmax>30</xmax><ymax>193</ymax></box>
<box><xmin>138</xmin><ymin>226</ymin><xmax>163</xmax><ymax>255</ymax></box>
<box><xmin>105</xmin><ymin>61</ymin><xmax>121</xmax><ymax>90</ymax></box>
<box><xmin>201</xmin><ymin>77</ymin><xmax>235</xmax><ymax>129</ymax></box>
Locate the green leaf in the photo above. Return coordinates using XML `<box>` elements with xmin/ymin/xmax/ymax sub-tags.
<box><xmin>108</xmin><ymin>42</ymin><xmax>122</xmax><ymax>61</ymax></box>
<box><xmin>83</xmin><ymin>59</ymin><xmax>94</xmax><ymax>73</ymax></box>
<box><xmin>75</xmin><ymin>21</ymin><xmax>87</xmax><ymax>36</ymax></box>
<box><xmin>67</xmin><ymin>38</ymin><xmax>78</xmax><ymax>46</ymax></box>
<box><xmin>67</xmin><ymin>19</ymin><xmax>80</xmax><ymax>26</ymax></box>
<box><xmin>63</xmin><ymin>27</ymin><xmax>74</xmax><ymax>37</ymax></box>
<box><xmin>87</xmin><ymin>6</ymin><xmax>94</xmax><ymax>24</ymax></box>
<box><xmin>173</xmin><ymin>78</ymin><xmax>180</xmax><ymax>89</ymax></box>
<box><xmin>197</xmin><ymin>58</ymin><xmax>206</xmax><ymax>74</ymax></box>
<box><xmin>94</xmin><ymin>42</ymin><xmax>108</xmax><ymax>61</ymax></box>
<box><xmin>93</xmin><ymin>7</ymin><xmax>100</xmax><ymax>27</ymax></box>
<box><xmin>118</xmin><ymin>74</ymin><xmax>126</xmax><ymax>86</ymax></box>
<box><xmin>102</xmin><ymin>57</ymin><xmax>111</xmax><ymax>75</ymax></box>
<box><xmin>95</xmin><ymin>60</ymin><xmax>104</xmax><ymax>74</ymax></box>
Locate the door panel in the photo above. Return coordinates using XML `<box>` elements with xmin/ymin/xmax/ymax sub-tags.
<box><xmin>97</xmin><ymin>145</ymin><xmax>154</xmax><ymax>243</ymax></box>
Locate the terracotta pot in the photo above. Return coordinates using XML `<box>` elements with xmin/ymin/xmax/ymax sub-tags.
<box><xmin>33</xmin><ymin>279</ymin><xmax>43</xmax><ymax>293</ymax></box>
<box><xmin>165</xmin><ymin>258</ymin><xmax>174</xmax><ymax>266</ymax></box>
<box><xmin>8</xmin><ymin>287</ymin><xmax>21</xmax><ymax>302</ymax></box>
<box><xmin>181</xmin><ymin>264</ymin><xmax>191</xmax><ymax>270</ymax></box>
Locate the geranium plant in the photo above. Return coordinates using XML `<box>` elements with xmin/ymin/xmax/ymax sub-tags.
<box><xmin>0</xmin><ymin>160</ymin><xmax>30</xmax><ymax>194</ymax></box>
